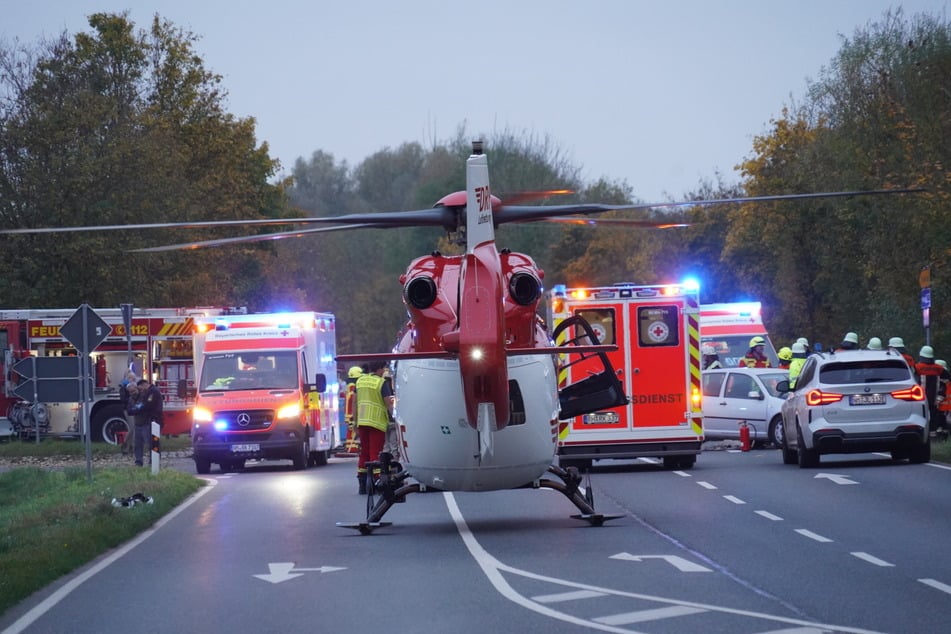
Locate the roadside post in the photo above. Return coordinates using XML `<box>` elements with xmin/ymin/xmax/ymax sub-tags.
<box><xmin>151</xmin><ymin>420</ymin><xmax>161</xmax><ymax>475</ymax></box>
<box><xmin>920</xmin><ymin>266</ymin><xmax>931</xmax><ymax>347</ymax></box>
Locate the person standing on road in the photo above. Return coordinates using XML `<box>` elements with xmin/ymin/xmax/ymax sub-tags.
<box><xmin>788</xmin><ymin>342</ymin><xmax>808</xmax><ymax>388</ymax></box>
<box><xmin>915</xmin><ymin>346</ymin><xmax>945</xmax><ymax>435</ymax></box>
<box><xmin>777</xmin><ymin>346</ymin><xmax>792</xmax><ymax>370</ymax></box>
<box><xmin>742</xmin><ymin>337</ymin><xmax>771</xmax><ymax>368</ymax></box>
<box><xmin>888</xmin><ymin>337</ymin><xmax>916</xmax><ymax>369</ymax></box>
<box><xmin>702</xmin><ymin>345</ymin><xmax>722</xmax><ymax>370</ymax></box>
<box><xmin>836</xmin><ymin>332</ymin><xmax>860</xmax><ymax>352</ymax></box>
<box><xmin>355</xmin><ymin>361</ymin><xmax>394</xmax><ymax>494</ymax></box>
<box><xmin>132</xmin><ymin>378</ymin><xmax>164</xmax><ymax>467</ymax></box>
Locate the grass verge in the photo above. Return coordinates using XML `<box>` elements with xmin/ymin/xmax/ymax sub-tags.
<box><xmin>0</xmin><ymin>459</ymin><xmax>203</xmax><ymax>616</ymax></box>
<box><xmin>0</xmin><ymin>435</ymin><xmax>192</xmax><ymax>458</ymax></box>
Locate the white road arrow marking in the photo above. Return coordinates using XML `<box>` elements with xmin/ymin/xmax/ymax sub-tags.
<box><xmin>254</xmin><ymin>562</ymin><xmax>347</xmax><ymax>584</ymax></box>
<box><xmin>814</xmin><ymin>473</ymin><xmax>858</xmax><ymax>485</ymax></box>
<box><xmin>610</xmin><ymin>553</ymin><xmax>711</xmax><ymax>572</ymax></box>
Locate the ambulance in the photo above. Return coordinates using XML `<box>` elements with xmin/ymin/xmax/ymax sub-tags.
<box><xmin>548</xmin><ymin>282</ymin><xmax>703</xmax><ymax>469</ymax></box>
<box><xmin>700</xmin><ymin>302</ymin><xmax>779</xmax><ymax>368</ymax></box>
<box><xmin>189</xmin><ymin>312</ymin><xmax>338</xmax><ymax>474</ymax></box>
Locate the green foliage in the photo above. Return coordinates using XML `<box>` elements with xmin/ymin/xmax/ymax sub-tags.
<box><xmin>0</xmin><ymin>12</ymin><xmax>283</xmax><ymax>309</ymax></box>
<box><xmin>0</xmin><ymin>466</ymin><xmax>203</xmax><ymax>616</ymax></box>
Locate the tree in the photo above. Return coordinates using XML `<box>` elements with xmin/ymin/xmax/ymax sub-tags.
<box><xmin>0</xmin><ymin>12</ymin><xmax>283</xmax><ymax>309</ymax></box>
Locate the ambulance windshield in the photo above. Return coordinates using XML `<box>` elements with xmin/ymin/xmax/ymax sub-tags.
<box><xmin>199</xmin><ymin>351</ymin><xmax>299</xmax><ymax>390</ymax></box>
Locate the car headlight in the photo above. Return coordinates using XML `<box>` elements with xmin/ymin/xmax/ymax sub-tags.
<box><xmin>193</xmin><ymin>406</ymin><xmax>213</xmax><ymax>422</ymax></box>
<box><xmin>276</xmin><ymin>403</ymin><xmax>301</xmax><ymax>419</ymax></box>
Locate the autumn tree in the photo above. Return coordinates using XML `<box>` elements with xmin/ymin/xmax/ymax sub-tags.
<box><xmin>0</xmin><ymin>12</ymin><xmax>283</xmax><ymax>309</ymax></box>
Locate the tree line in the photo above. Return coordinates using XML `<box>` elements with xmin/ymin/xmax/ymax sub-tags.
<box><xmin>1</xmin><ymin>9</ymin><xmax>948</xmax><ymax>358</ymax></box>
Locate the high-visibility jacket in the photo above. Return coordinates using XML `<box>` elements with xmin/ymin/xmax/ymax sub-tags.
<box><xmin>344</xmin><ymin>381</ymin><xmax>357</xmax><ymax>423</ymax></box>
<box><xmin>788</xmin><ymin>355</ymin><xmax>807</xmax><ymax>388</ymax></box>
<box><xmin>355</xmin><ymin>374</ymin><xmax>389</xmax><ymax>432</ymax></box>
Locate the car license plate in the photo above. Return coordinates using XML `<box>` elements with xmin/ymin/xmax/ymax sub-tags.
<box><xmin>231</xmin><ymin>443</ymin><xmax>260</xmax><ymax>452</ymax></box>
<box><xmin>849</xmin><ymin>393</ymin><xmax>886</xmax><ymax>406</ymax></box>
<box><xmin>583</xmin><ymin>412</ymin><xmax>619</xmax><ymax>424</ymax></box>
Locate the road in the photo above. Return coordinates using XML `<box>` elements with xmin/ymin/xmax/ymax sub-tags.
<box><xmin>3</xmin><ymin>448</ymin><xmax>951</xmax><ymax>633</ymax></box>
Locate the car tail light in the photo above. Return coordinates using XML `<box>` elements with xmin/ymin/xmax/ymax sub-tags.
<box><xmin>806</xmin><ymin>389</ymin><xmax>843</xmax><ymax>406</ymax></box>
<box><xmin>891</xmin><ymin>384</ymin><xmax>925</xmax><ymax>401</ymax></box>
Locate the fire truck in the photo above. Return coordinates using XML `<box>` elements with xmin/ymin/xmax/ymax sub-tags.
<box><xmin>548</xmin><ymin>282</ymin><xmax>703</xmax><ymax>469</ymax></box>
<box><xmin>700</xmin><ymin>302</ymin><xmax>779</xmax><ymax>368</ymax></box>
<box><xmin>189</xmin><ymin>311</ymin><xmax>338</xmax><ymax>473</ymax></box>
<box><xmin>0</xmin><ymin>306</ymin><xmax>245</xmax><ymax>442</ymax></box>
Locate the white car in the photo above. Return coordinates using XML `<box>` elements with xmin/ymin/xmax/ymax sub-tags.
<box><xmin>778</xmin><ymin>349</ymin><xmax>929</xmax><ymax>467</ymax></box>
<box><xmin>702</xmin><ymin>367</ymin><xmax>788</xmax><ymax>447</ymax></box>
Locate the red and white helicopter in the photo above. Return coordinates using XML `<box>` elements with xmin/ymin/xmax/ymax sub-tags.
<box><xmin>1</xmin><ymin>141</ymin><xmax>921</xmax><ymax>534</ymax></box>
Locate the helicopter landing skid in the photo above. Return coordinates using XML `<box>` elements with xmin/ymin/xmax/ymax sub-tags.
<box><xmin>337</xmin><ymin>454</ymin><xmax>418</xmax><ymax>535</ymax></box>
<box><xmin>539</xmin><ymin>464</ymin><xmax>625</xmax><ymax>526</ymax></box>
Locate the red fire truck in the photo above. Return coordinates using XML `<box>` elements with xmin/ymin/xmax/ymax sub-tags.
<box><xmin>548</xmin><ymin>282</ymin><xmax>703</xmax><ymax>469</ymax></box>
<box><xmin>0</xmin><ymin>306</ymin><xmax>245</xmax><ymax>442</ymax></box>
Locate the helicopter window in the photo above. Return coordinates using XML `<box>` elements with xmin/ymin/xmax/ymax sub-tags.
<box><xmin>573</xmin><ymin>309</ymin><xmax>615</xmax><ymax>345</ymax></box>
<box><xmin>637</xmin><ymin>305</ymin><xmax>680</xmax><ymax>347</ymax></box>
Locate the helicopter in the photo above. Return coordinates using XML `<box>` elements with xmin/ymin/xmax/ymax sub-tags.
<box><xmin>0</xmin><ymin>141</ymin><xmax>923</xmax><ymax>534</ymax></box>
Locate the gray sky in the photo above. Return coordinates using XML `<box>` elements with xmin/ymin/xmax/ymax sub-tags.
<box><xmin>3</xmin><ymin>1</ymin><xmax>948</xmax><ymax>202</ymax></box>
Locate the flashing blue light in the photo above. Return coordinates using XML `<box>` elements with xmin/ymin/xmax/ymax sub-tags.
<box><xmin>681</xmin><ymin>277</ymin><xmax>701</xmax><ymax>292</ymax></box>
<box><xmin>214</xmin><ymin>420</ymin><xmax>229</xmax><ymax>431</ymax></box>
<box><xmin>214</xmin><ymin>318</ymin><xmax>229</xmax><ymax>331</ymax></box>
<box><xmin>552</xmin><ymin>283</ymin><xmax>566</xmax><ymax>295</ymax></box>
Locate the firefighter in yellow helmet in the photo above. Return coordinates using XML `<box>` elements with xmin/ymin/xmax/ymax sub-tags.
<box><xmin>777</xmin><ymin>346</ymin><xmax>793</xmax><ymax>369</ymax></box>
<box><xmin>742</xmin><ymin>336</ymin><xmax>771</xmax><ymax>368</ymax></box>
<box><xmin>341</xmin><ymin>366</ymin><xmax>363</xmax><ymax>454</ymax></box>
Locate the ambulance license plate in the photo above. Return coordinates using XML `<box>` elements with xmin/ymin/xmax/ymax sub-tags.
<box><xmin>231</xmin><ymin>443</ymin><xmax>259</xmax><ymax>453</ymax></box>
<box><xmin>849</xmin><ymin>393</ymin><xmax>885</xmax><ymax>406</ymax></box>
<box><xmin>583</xmin><ymin>412</ymin><xmax>619</xmax><ymax>424</ymax></box>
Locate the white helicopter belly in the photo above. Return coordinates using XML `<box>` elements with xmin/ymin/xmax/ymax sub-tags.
<box><xmin>394</xmin><ymin>354</ymin><xmax>559</xmax><ymax>491</ymax></box>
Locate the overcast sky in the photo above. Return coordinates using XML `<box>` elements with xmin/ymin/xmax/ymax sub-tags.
<box><xmin>4</xmin><ymin>1</ymin><xmax>949</xmax><ymax>202</ymax></box>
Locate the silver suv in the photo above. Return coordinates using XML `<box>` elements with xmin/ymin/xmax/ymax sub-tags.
<box><xmin>778</xmin><ymin>349</ymin><xmax>930</xmax><ymax>467</ymax></box>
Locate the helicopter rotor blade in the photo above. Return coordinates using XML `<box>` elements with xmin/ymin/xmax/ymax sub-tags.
<box><xmin>128</xmin><ymin>223</ymin><xmax>382</xmax><ymax>252</ymax></box>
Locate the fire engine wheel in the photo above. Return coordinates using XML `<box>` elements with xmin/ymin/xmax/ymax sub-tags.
<box><xmin>195</xmin><ymin>457</ymin><xmax>212</xmax><ymax>475</ymax></box>
<box><xmin>94</xmin><ymin>405</ymin><xmax>130</xmax><ymax>444</ymax></box>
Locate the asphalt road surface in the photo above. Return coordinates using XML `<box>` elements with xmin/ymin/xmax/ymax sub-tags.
<box><xmin>3</xmin><ymin>448</ymin><xmax>951</xmax><ymax>633</ymax></box>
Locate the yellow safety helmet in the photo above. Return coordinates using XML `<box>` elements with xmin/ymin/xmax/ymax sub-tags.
<box><xmin>749</xmin><ymin>336</ymin><xmax>766</xmax><ymax>348</ymax></box>
<box><xmin>777</xmin><ymin>346</ymin><xmax>793</xmax><ymax>362</ymax></box>
<box><xmin>348</xmin><ymin>366</ymin><xmax>364</xmax><ymax>379</ymax></box>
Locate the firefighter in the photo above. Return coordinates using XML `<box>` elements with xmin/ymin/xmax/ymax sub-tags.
<box><xmin>777</xmin><ymin>346</ymin><xmax>793</xmax><ymax>369</ymax></box>
<box><xmin>702</xmin><ymin>345</ymin><xmax>722</xmax><ymax>370</ymax></box>
<box><xmin>867</xmin><ymin>337</ymin><xmax>883</xmax><ymax>351</ymax></box>
<box><xmin>342</xmin><ymin>366</ymin><xmax>363</xmax><ymax>454</ymax></box>
<box><xmin>742</xmin><ymin>336</ymin><xmax>771</xmax><ymax>368</ymax></box>
<box><xmin>915</xmin><ymin>346</ymin><xmax>946</xmax><ymax>435</ymax></box>
<box><xmin>355</xmin><ymin>361</ymin><xmax>394</xmax><ymax>494</ymax></box>
<box><xmin>936</xmin><ymin>360</ymin><xmax>951</xmax><ymax>436</ymax></box>
<box><xmin>888</xmin><ymin>337</ymin><xmax>916</xmax><ymax>369</ymax></box>
<box><xmin>788</xmin><ymin>342</ymin><xmax>808</xmax><ymax>388</ymax></box>
<box><xmin>836</xmin><ymin>332</ymin><xmax>860</xmax><ymax>351</ymax></box>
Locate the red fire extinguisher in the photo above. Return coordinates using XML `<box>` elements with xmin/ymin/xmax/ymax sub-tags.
<box><xmin>739</xmin><ymin>421</ymin><xmax>751</xmax><ymax>452</ymax></box>
<box><xmin>95</xmin><ymin>355</ymin><xmax>107</xmax><ymax>388</ymax></box>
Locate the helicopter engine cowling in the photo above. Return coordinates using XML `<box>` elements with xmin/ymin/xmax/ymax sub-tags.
<box><xmin>404</xmin><ymin>275</ymin><xmax>437</xmax><ymax>309</ymax></box>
